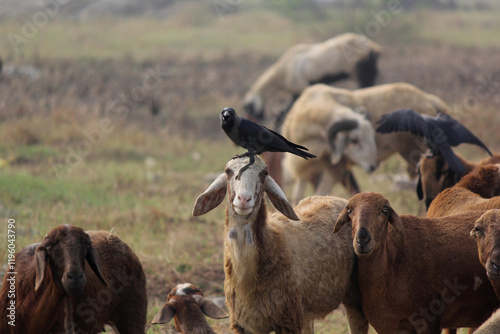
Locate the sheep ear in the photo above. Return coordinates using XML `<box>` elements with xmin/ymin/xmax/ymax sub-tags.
<box><xmin>388</xmin><ymin>207</ymin><xmax>404</xmax><ymax>235</ymax></box>
<box><xmin>151</xmin><ymin>302</ymin><xmax>175</xmax><ymax>324</ymax></box>
<box><xmin>193</xmin><ymin>173</ymin><xmax>227</xmax><ymax>216</ymax></box>
<box><xmin>333</xmin><ymin>208</ymin><xmax>350</xmax><ymax>234</ymax></box>
<box><xmin>86</xmin><ymin>246</ymin><xmax>108</xmax><ymax>287</ymax></box>
<box><xmin>330</xmin><ymin>133</ymin><xmax>348</xmax><ymax>165</ymax></box>
<box><xmin>35</xmin><ymin>246</ymin><xmax>48</xmax><ymax>291</ymax></box>
<box><xmin>197</xmin><ymin>297</ymin><xmax>229</xmax><ymax>319</ymax></box>
<box><xmin>264</xmin><ymin>176</ymin><xmax>300</xmax><ymax>221</ymax></box>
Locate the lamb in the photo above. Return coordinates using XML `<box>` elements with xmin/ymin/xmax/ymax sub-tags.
<box><xmin>243</xmin><ymin>33</ymin><xmax>381</xmax><ymax>121</ymax></box>
<box><xmin>333</xmin><ymin>192</ymin><xmax>499</xmax><ymax>333</ymax></box>
<box><xmin>192</xmin><ymin>156</ymin><xmax>368</xmax><ymax>333</ymax></box>
<box><xmin>417</xmin><ymin>152</ymin><xmax>500</xmax><ymax>209</ymax></box>
<box><xmin>427</xmin><ymin>164</ymin><xmax>500</xmax><ymax>218</ymax></box>
<box><xmin>0</xmin><ymin>224</ymin><xmax>147</xmax><ymax>334</ymax></box>
<box><xmin>151</xmin><ymin>283</ymin><xmax>228</xmax><ymax>334</ymax></box>
<box><xmin>282</xmin><ymin>82</ymin><xmax>448</xmax><ymax>202</ymax></box>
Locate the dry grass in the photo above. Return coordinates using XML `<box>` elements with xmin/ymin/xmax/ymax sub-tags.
<box><xmin>0</xmin><ymin>5</ymin><xmax>499</xmax><ymax>333</ymax></box>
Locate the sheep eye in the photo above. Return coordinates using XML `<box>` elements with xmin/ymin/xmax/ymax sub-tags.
<box><xmin>225</xmin><ymin>168</ymin><xmax>233</xmax><ymax>176</ymax></box>
<box><xmin>381</xmin><ymin>206</ymin><xmax>389</xmax><ymax>215</ymax></box>
<box><xmin>262</xmin><ymin>170</ymin><xmax>269</xmax><ymax>177</ymax></box>
<box><xmin>351</xmin><ymin>138</ymin><xmax>360</xmax><ymax>145</ymax></box>
<box><xmin>473</xmin><ymin>226</ymin><xmax>483</xmax><ymax>235</ymax></box>
<box><xmin>346</xmin><ymin>206</ymin><xmax>352</xmax><ymax>214</ymax></box>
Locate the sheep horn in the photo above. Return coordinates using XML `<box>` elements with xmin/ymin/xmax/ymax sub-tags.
<box><xmin>327</xmin><ymin>119</ymin><xmax>359</xmax><ymax>144</ymax></box>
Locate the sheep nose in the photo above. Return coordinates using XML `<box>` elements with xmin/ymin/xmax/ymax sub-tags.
<box><xmin>237</xmin><ymin>193</ymin><xmax>252</xmax><ymax>204</ymax></box>
<box><xmin>66</xmin><ymin>271</ymin><xmax>84</xmax><ymax>282</ymax></box>
<box><xmin>356</xmin><ymin>227</ymin><xmax>371</xmax><ymax>246</ymax></box>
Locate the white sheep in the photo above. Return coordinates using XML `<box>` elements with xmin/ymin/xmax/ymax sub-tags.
<box><xmin>281</xmin><ymin>82</ymin><xmax>449</xmax><ymax>202</ymax></box>
<box><xmin>243</xmin><ymin>33</ymin><xmax>382</xmax><ymax>120</ymax></box>
<box><xmin>192</xmin><ymin>156</ymin><xmax>368</xmax><ymax>334</ymax></box>
<box><xmin>151</xmin><ymin>283</ymin><xmax>228</xmax><ymax>334</ymax></box>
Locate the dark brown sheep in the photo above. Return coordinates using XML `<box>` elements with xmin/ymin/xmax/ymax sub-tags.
<box><xmin>151</xmin><ymin>283</ymin><xmax>228</xmax><ymax>333</ymax></box>
<box><xmin>333</xmin><ymin>192</ymin><xmax>498</xmax><ymax>333</ymax></box>
<box><xmin>427</xmin><ymin>164</ymin><xmax>500</xmax><ymax>218</ymax></box>
<box><xmin>0</xmin><ymin>225</ymin><xmax>147</xmax><ymax>334</ymax></box>
<box><xmin>417</xmin><ymin>152</ymin><xmax>500</xmax><ymax>209</ymax></box>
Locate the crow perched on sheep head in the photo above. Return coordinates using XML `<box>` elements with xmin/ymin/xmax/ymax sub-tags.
<box><xmin>221</xmin><ymin>107</ymin><xmax>316</xmax><ymax>179</ymax></box>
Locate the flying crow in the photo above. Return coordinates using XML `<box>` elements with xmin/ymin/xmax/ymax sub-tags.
<box><xmin>376</xmin><ymin>108</ymin><xmax>492</xmax><ymax>174</ymax></box>
<box><xmin>221</xmin><ymin>107</ymin><xmax>316</xmax><ymax>178</ymax></box>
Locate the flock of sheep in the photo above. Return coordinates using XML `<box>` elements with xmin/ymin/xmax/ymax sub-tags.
<box><xmin>1</xmin><ymin>32</ymin><xmax>500</xmax><ymax>333</ymax></box>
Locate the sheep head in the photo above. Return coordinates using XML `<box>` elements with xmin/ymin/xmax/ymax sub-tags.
<box><xmin>151</xmin><ymin>283</ymin><xmax>228</xmax><ymax>329</ymax></box>
<box><xmin>333</xmin><ymin>192</ymin><xmax>403</xmax><ymax>256</ymax></box>
<box><xmin>417</xmin><ymin>152</ymin><xmax>461</xmax><ymax>209</ymax></box>
<box><xmin>471</xmin><ymin>210</ymin><xmax>500</xmax><ymax>283</ymax></box>
<box><xmin>34</xmin><ymin>225</ymin><xmax>108</xmax><ymax>294</ymax></box>
<box><xmin>326</xmin><ymin>114</ymin><xmax>378</xmax><ymax>173</ymax></box>
<box><xmin>193</xmin><ymin>156</ymin><xmax>299</xmax><ymax>221</ymax></box>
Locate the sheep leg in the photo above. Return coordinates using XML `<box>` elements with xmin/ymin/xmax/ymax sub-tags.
<box><xmin>344</xmin><ymin>305</ymin><xmax>369</xmax><ymax>334</ymax></box>
<box><xmin>301</xmin><ymin>320</ymin><xmax>314</xmax><ymax>334</ymax></box>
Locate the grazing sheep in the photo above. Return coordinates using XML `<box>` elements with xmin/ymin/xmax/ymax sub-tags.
<box><xmin>282</xmin><ymin>82</ymin><xmax>447</xmax><ymax>202</ymax></box>
<box><xmin>151</xmin><ymin>283</ymin><xmax>228</xmax><ymax>334</ymax></box>
<box><xmin>333</xmin><ymin>192</ymin><xmax>499</xmax><ymax>333</ymax></box>
<box><xmin>193</xmin><ymin>156</ymin><xmax>368</xmax><ymax>334</ymax></box>
<box><xmin>243</xmin><ymin>33</ymin><xmax>381</xmax><ymax>120</ymax></box>
<box><xmin>281</xmin><ymin>92</ymin><xmax>378</xmax><ymax>203</ymax></box>
<box><xmin>0</xmin><ymin>225</ymin><xmax>147</xmax><ymax>334</ymax></box>
<box><xmin>427</xmin><ymin>164</ymin><xmax>500</xmax><ymax>218</ymax></box>
<box><xmin>417</xmin><ymin>152</ymin><xmax>500</xmax><ymax>209</ymax></box>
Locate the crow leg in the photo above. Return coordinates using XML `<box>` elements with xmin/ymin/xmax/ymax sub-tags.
<box><xmin>231</xmin><ymin>152</ymin><xmax>250</xmax><ymax>160</ymax></box>
<box><xmin>236</xmin><ymin>152</ymin><xmax>255</xmax><ymax>180</ymax></box>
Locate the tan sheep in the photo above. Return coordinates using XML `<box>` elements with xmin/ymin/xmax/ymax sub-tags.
<box><xmin>282</xmin><ymin>82</ymin><xmax>448</xmax><ymax>202</ymax></box>
<box><xmin>243</xmin><ymin>33</ymin><xmax>381</xmax><ymax>120</ymax></box>
<box><xmin>192</xmin><ymin>156</ymin><xmax>368</xmax><ymax>334</ymax></box>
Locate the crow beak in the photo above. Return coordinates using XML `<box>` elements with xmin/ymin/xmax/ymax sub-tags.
<box><xmin>221</xmin><ymin>111</ymin><xmax>230</xmax><ymax>122</ymax></box>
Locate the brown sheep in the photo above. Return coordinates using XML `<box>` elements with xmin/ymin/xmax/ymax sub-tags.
<box><xmin>193</xmin><ymin>156</ymin><xmax>368</xmax><ymax>334</ymax></box>
<box><xmin>417</xmin><ymin>152</ymin><xmax>500</xmax><ymax>209</ymax></box>
<box><xmin>0</xmin><ymin>225</ymin><xmax>147</xmax><ymax>334</ymax></box>
<box><xmin>333</xmin><ymin>192</ymin><xmax>499</xmax><ymax>333</ymax></box>
<box><xmin>427</xmin><ymin>164</ymin><xmax>500</xmax><ymax>218</ymax></box>
<box><xmin>152</xmin><ymin>283</ymin><xmax>228</xmax><ymax>334</ymax></box>
<box><xmin>471</xmin><ymin>210</ymin><xmax>500</xmax><ymax>333</ymax></box>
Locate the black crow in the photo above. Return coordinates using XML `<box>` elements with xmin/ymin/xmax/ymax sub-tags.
<box><xmin>376</xmin><ymin>108</ymin><xmax>492</xmax><ymax>174</ymax></box>
<box><xmin>221</xmin><ymin>107</ymin><xmax>316</xmax><ymax>178</ymax></box>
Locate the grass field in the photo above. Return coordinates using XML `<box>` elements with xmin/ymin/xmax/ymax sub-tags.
<box><xmin>1</xmin><ymin>2</ymin><xmax>500</xmax><ymax>332</ymax></box>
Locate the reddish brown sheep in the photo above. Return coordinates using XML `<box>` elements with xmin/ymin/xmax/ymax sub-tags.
<box><xmin>333</xmin><ymin>192</ymin><xmax>498</xmax><ymax>333</ymax></box>
<box><xmin>427</xmin><ymin>164</ymin><xmax>500</xmax><ymax>218</ymax></box>
<box><xmin>418</xmin><ymin>153</ymin><xmax>500</xmax><ymax>209</ymax></box>
<box><xmin>151</xmin><ymin>283</ymin><xmax>228</xmax><ymax>333</ymax></box>
<box><xmin>0</xmin><ymin>225</ymin><xmax>147</xmax><ymax>334</ymax></box>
